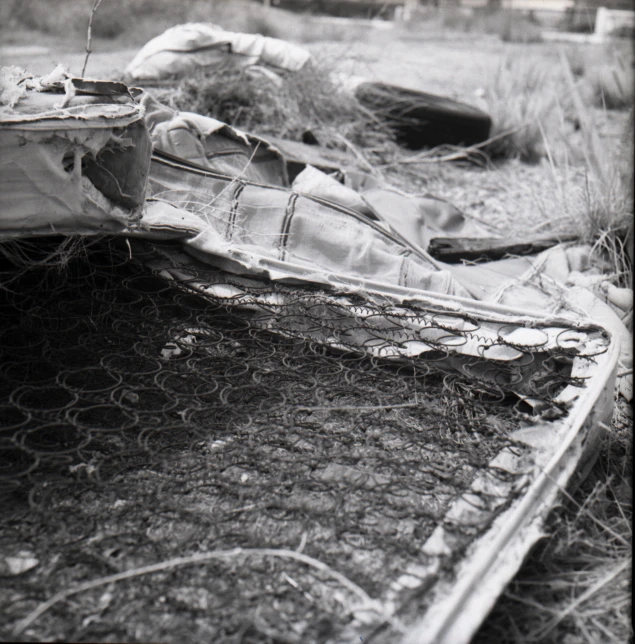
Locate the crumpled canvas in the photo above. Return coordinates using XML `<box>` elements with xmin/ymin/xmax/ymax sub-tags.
<box><xmin>124</xmin><ymin>23</ymin><xmax>311</xmax><ymax>82</ymax></box>
<box><xmin>140</xmin><ymin>92</ymin><xmax>289</xmax><ymax>187</ymax></box>
<box><xmin>145</xmin><ymin>149</ymin><xmax>468</xmax><ymax>297</ymax></box>
<box><xmin>1</xmin><ymin>66</ymin><xmax>631</xmax><ymax>397</ymax></box>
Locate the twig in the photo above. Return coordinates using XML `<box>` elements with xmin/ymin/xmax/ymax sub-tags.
<box><xmin>539</xmin><ymin>120</ymin><xmax>566</xmax><ymax>211</ymax></box>
<box><xmin>378</xmin><ymin>124</ymin><xmax>524</xmax><ymax>168</ymax></box>
<box><xmin>333</xmin><ymin>132</ymin><xmax>379</xmax><ymax>176</ymax></box>
<box><xmin>13</xmin><ymin>547</ymin><xmax>384</xmax><ymax>636</ymax></box>
<box><xmin>527</xmin><ymin>216</ymin><xmax>574</xmax><ymax>234</ymax></box>
<box><xmin>296</xmin><ymin>402</ymin><xmax>425</xmax><ymax>412</ymax></box>
<box><xmin>81</xmin><ymin>0</ymin><xmax>105</xmax><ymax>78</ymax></box>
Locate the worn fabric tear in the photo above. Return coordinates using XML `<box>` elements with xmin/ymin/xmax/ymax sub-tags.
<box><xmin>1</xmin><ymin>68</ymin><xmax>151</xmax><ymax>234</ymax></box>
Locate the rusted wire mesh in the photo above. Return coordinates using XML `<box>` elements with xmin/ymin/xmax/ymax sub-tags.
<box><xmin>0</xmin><ymin>236</ymin><xmax>601</xmax><ymax>643</ymax></box>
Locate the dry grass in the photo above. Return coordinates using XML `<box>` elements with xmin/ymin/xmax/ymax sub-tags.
<box><xmin>586</xmin><ymin>60</ymin><xmax>634</xmax><ymax>111</ymax></box>
<box><xmin>563</xmin><ymin>43</ymin><xmax>634</xmax><ymax>111</ymax></box>
<box><xmin>480</xmin><ymin>54</ymin><xmax>560</xmax><ymax>163</ymax></box>
<box><xmin>579</xmin><ymin>164</ymin><xmax>633</xmax><ymax>289</ymax></box>
<box><xmin>0</xmin><ymin>236</ymin><xmax>94</xmax><ymax>280</ymax></box>
<box><xmin>474</xmin><ymin>398</ymin><xmax>632</xmax><ymax>644</ymax></box>
<box><xmin>154</xmin><ymin>54</ymin><xmax>397</xmax><ymax>161</ymax></box>
<box><xmin>559</xmin><ymin>49</ymin><xmax>633</xmax><ymax>289</ymax></box>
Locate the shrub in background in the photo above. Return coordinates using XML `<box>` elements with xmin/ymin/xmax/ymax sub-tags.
<box><xmin>438</xmin><ymin>6</ymin><xmax>473</xmax><ymax>32</ymax></box>
<box><xmin>586</xmin><ymin>60</ymin><xmax>634</xmax><ymax>110</ymax></box>
<box><xmin>559</xmin><ymin>5</ymin><xmax>596</xmax><ymax>33</ymax></box>
<box><xmin>432</xmin><ymin>6</ymin><xmax>544</xmax><ymax>43</ymax></box>
<box><xmin>482</xmin><ymin>54</ymin><xmax>559</xmax><ymax>162</ymax></box>
<box><xmin>478</xmin><ymin>9</ymin><xmax>543</xmax><ymax>44</ymax></box>
<box><xmin>8</xmin><ymin>0</ymin><xmax>88</xmax><ymax>37</ymax></box>
<box><xmin>563</xmin><ymin>43</ymin><xmax>634</xmax><ymax>110</ymax></box>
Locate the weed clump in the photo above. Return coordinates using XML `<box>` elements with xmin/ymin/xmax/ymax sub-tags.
<box><xmin>155</xmin><ymin>60</ymin><xmax>395</xmax><ymax>155</ymax></box>
<box><xmin>586</xmin><ymin>61</ymin><xmax>634</xmax><ymax>110</ymax></box>
<box><xmin>481</xmin><ymin>55</ymin><xmax>560</xmax><ymax>163</ymax></box>
<box><xmin>579</xmin><ymin>110</ymin><xmax>634</xmax><ymax>288</ymax></box>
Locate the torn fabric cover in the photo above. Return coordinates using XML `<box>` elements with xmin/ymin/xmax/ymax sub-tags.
<box><xmin>0</xmin><ymin>70</ymin><xmax>465</xmax><ymax>298</ymax></box>
<box><xmin>136</xmin><ymin>90</ymin><xmax>470</xmax><ymax>298</ymax></box>
<box><xmin>143</xmin><ymin>149</ymin><xmax>469</xmax><ymax>297</ymax></box>
<box><xmin>0</xmin><ymin>67</ymin><xmax>630</xmax><ymax>397</ymax></box>
<box><xmin>0</xmin><ymin>68</ymin><xmax>151</xmax><ymax>237</ymax></box>
<box><xmin>139</xmin><ymin>92</ymin><xmax>289</xmax><ymax>186</ymax></box>
<box><xmin>124</xmin><ymin>23</ymin><xmax>311</xmax><ymax>82</ymax></box>
<box><xmin>138</xmin><ymin>87</ymin><xmax>633</xmax><ymax>394</ymax></box>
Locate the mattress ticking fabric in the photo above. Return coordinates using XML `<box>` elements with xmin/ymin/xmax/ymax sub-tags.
<box><xmin>0</xmin><ymin>66</ymin><xmax>631</xmax><ymax>397</ymax></box>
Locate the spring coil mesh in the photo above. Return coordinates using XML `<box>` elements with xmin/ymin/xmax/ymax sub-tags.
<box><xmin>0</xmin><ymin>237</ymin><xmax>600</xmax><ymax>643</ymax></box>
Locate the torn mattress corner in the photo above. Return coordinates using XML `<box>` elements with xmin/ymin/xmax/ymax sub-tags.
<box><xmin>138</xmin><ymin>91</ymin><xmax>289</xmax><ymax>187</ymax></box>
<box><xmin>0</xmin><ymin>67</ymin><xmax>152</xmax><ymax>237</ymax></box>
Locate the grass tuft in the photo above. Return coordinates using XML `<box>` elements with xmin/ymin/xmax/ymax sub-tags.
<box><xmin>561</xmin><ymin>43</ymin><xmax>634</xmax><ymax>111</ymax></box>
<box><xmin>559</xmin><ymin>48</ymin><xmax>634</xmax><ymax>289</ymax></box>
<box><xmin>0</xmin><ymin>236</ymin><xmax>96</xmax><ymax>294</ymax></box>
<box><xmin>481</xmin><ymin>55</ymin><xmax>560</xmax><ymax>163</ymax></box>
<box><xmin>154</xmin><ymin>56</ymin><xmax>396</xmax><ymax>157</ymax></box>
<box><xmin>579</xmin><ymin>112</ymin><xmax>634</xmax><ymax>289</ymax></box>
<box><xmin>586</xmin><ymin>61</ymin><xmax>634</xmax><ymax>111</ymax></box>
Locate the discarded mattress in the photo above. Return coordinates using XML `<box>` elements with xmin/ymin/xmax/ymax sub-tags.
<box><xmin>1</xmin><ymin>67</ymin><xmax>630</xmax><ymax>395</ymax></box>
<box><xmin>0</xmin><ymin>68</ymin><xmax>630</xmax><ymax>643</ymax></box>
<box><xmin>124</xmin><ymin>23</ymin><xmax>311</xmax><ymax>82</ymax></box>
<box><xmin>1</xmin><ymin>232</ymin><xmax>619</xmax><ymax>644</ymax></box>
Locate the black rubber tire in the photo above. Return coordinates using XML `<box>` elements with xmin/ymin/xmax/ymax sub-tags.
<box><xmin>355</xmin><ymin>82</ymin><xmax>492</xmax><ymax>150</ymax></box>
